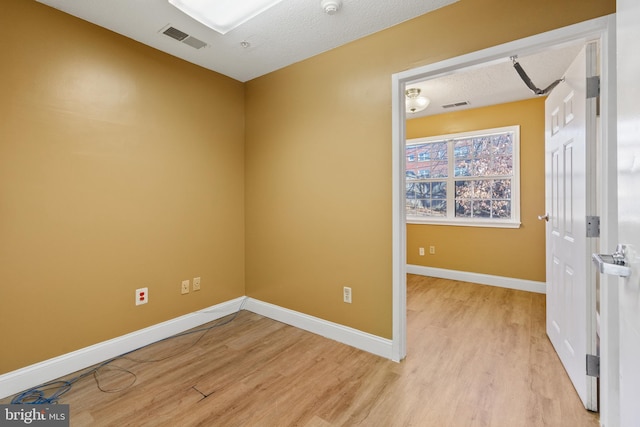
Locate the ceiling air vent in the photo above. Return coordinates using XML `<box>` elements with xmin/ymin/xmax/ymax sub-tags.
<box><xmin>442</xmin><ymin>101</ymin><xmax>470</xmax><ymax>109</ymax></box>
<box><xmin>161</xmin><ymin>25</ymin><xmax>207</xmax><ymax>49</ymax></box>
<box><xmin>182</xmin><ymin>36</ymin><xmax>207</xmax><ymax>49</ymax></box>
<box><xmin>163</xmin><ymin>26</ymin><xmax>188</xmax><ymax>41</ymax></box>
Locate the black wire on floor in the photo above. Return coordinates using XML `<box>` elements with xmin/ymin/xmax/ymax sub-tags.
<box><xmin>11</xmin><ymin>304</ymin><xmax>245</xmax><ymax>405</ymax></box>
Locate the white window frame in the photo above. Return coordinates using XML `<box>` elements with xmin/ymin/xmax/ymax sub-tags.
<box><xmin>406</xmin><ymin>125</ymin><xmax>521</xmax><ymax>228</ymax></box>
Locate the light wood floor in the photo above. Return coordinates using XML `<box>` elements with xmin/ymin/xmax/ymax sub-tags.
<box><xmin>5</xmin><ymin>275</ymin><xmax>599</xmax><ymax>426</ymax></box>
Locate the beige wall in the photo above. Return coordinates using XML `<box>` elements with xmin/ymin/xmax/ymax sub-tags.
<box><xmin>406</xmin><ymin>98</ymin><xmax>546</xmax><ymax>282</ymax></box>
<box><xmin>0</xmin><ymin>1</ymin><xmax>245</xmax><ymax>374</ymax></box>
<box><xmin>245</xmin><ymin>0</ymin><xmax>614</xmax><ymax>339</ymax></box>
<box><xmin>1</xmin><ymin>0</ymin><xmax>614</xmax><ymax>374</ymax></box>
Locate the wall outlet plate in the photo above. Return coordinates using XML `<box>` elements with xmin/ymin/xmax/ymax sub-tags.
<box><xmin>343</xmin><ymin>286</ymin><xmax>352</xmax><ymax>304</ymax></box>
<box><xmin>193</xmin><ymin>277</ymin><xmax>201</xmax><ymax>291</ymax></box>
<box><xmin>136</xmin><ymin>287</ymin><xmax>148</xmax><ymax>305</ymax></box>
<box><xmin>181</xmin><ymin>280</ymin><xmax>190</xmax><ymax>294</ymax></box>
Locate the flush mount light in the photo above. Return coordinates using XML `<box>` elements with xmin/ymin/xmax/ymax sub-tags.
<box><xmin>405</xmin><ymin>88</ymin><xmax>430</xmax><ymax>113</ymax></box>
<box><xmin>168</xmin><ymin>0</ymin><xmax>284</xmax><ymax>35</ymax></box>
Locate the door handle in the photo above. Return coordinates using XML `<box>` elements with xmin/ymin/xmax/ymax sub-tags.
<box><xmin>592</xmin><ymin>244</ymin><xmax>631</xmax><ymax>277</ymax></box>
<box><xmin>538</xmin><ymin>213</ymin><xmax>549</xmax><ymax>222</ymax></box>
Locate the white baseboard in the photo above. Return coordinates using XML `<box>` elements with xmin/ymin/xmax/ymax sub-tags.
<box><xmin>0</xmin><ymin>271</ymin><xmax>540</xmax><ymax>401</ymax></box>
<box><xmin>243</xmin><ymin>298</ymin><xmax>394</xmax><ymax>360</ymax></box>
<box><xmin>0</xmin><ymin>297</ymin><xmax>246</xmax><ymax>400</ymax></box>
<box><xmin>0</xmin><ymin>296</ymin><xmax>394</xmax><ymax>400</ymax></box>
<box><xmin>406</xmin><ymin>264</ymin><xmax>546</xmax><ymax>294</ymax></box>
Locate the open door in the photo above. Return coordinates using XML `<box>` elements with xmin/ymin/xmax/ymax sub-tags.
<box><xmin>544</xmin><ymin>42</ymin><xmax>598</xmax><ymax>410</ymax></box>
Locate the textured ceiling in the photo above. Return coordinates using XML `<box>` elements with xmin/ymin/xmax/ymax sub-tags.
<box><xmin>35</xmin><ymin>0</ymin><xmax>458</xmax><ymax>82</ymax></box>
<box><xmin>406</xmin><ymin>42</ymin><xmax>585</xmax><ymax>118</ymax></box>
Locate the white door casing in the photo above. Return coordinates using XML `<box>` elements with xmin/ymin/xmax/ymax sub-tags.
<box><xmin>616</xmin><ymin>0</ymin><xmax>640</xmax><ymax>425</ymax></box>
<box><xmin>392</xmin><ymin>18</ymin><xmax>615</xmax><ymax>420</ymax></box>
<box><xmin>544</xmin><ymin>43</ymin><xmax>598</xmax><ymax>410</ymax></box>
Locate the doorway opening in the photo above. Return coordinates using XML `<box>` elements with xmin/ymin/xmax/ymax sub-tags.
<box><xmin>390</xmin><ymin>12</ymin><xmax>616</xmax><ymax>418</ymax></box>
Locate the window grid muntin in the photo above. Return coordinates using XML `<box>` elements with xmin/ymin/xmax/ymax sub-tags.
<box><xmin>406</xmin><ymin>126</ymin><xmax>520</xmax><ymax>226</ymax></box>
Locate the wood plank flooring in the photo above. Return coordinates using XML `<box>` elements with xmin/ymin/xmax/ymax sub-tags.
<box><xmin>3</xmin><ymin>275</ymin><xmax>599</xmax><ymax>426</ymax></box>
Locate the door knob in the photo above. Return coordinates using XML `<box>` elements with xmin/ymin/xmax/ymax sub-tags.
<box><xmin>538</xmin><ymin>213</ymin><xmax>549</xmax><ymax>222</ymax></box>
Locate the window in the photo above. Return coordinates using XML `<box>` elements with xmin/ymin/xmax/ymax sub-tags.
<box><xmin>406</xmin><ymin>126</ymin><xmax>520</xmax><ymax>228</ymax></box>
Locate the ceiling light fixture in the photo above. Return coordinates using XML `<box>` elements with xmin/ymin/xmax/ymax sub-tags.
<box><xmin>168</xmin><ymin>0</ymin><xmax>284</xmax><ymax>35</ymax></box>
<box><xmin>321</xmin><ymin>0</ymin><xmax>342</xmax><ymax>15</ymax></box>
<box><xmin>405</xmin><ymin>88</ymin><xmax>430</xmax><ymax>113</ymax></box>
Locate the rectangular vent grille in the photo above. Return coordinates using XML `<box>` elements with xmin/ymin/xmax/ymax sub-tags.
<box><xmin>163</xmin><ymin>26</ymin><xmax>188</xmax><ymax>41</ymax></box>
<box><xmin>442</xmin><ymin>101</ymin><xmax>470</xmax><ymax>109</ymax></box>
<box><xmin>183</xmin><ymin>36</ymin><xmax>207</xmax><ymax>49</ymax></box>
<box><xmin>161</xmin><ymin>25</ymin><xmax>207</xmax><ymax>49</ymax></box>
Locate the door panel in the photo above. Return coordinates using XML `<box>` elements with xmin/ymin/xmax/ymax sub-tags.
<box><xmin>616</xmin><ymin>0</ymin><xmax>640</xmax><ymax>424</ymax></box>
<box><xmin>544</xmin><ymin>43</ymin><xmax>598</xmax><ymax>410</ymax></box>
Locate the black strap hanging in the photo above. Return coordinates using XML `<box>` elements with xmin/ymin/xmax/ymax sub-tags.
<box><xmin>511</xmin><ymin>56</ymin><xmax>564</xmax><ymax>96</ymax></box>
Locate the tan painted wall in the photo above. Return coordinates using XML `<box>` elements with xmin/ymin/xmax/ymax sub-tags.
<box><xmin>406</xmin><ymin>98</ymin><xmax>546</xmax><ymax>282</ymax></box>
<box><xmin>0</xmin><ymin>1</ymin><xmax>245</xmax><ymax>374</ymax></box>
<box><xmin>245</xmin><ymin>0</ymin><xmax>614</xmax><ymax>339</ymax></box>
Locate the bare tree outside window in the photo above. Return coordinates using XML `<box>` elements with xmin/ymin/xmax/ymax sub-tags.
<box><xmin>406</xmin><ymin>126</ymin><xmax>520</xmax><ymax>228</ymax></box>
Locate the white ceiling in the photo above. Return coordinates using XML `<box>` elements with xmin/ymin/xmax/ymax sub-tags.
<box><xmin>34</xmin><ymin>0</ymin><xmax>584</xmax><ymax>116</ymax></box>
<box><xmin>35</xmin><ymin>0</ymin><xmax>459</xmax><ymax>82</ymax></box>
<box><xmin>407</xmin><ymin>41</ymin><xmax>584</xmax><ymax>118</ymax></box>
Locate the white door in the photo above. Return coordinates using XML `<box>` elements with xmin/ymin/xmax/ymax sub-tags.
<box><xmin>544</xmin><ymin>43</ymin><xmax>598</xmax><ymax>410</ymax></box>
<box><xmin>616</xmin><ymin>0</ymin><xmax>640</xmax><ymax>425</ymax></box>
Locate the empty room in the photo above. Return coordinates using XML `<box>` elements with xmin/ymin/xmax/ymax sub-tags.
<box><xmin>3</xmin><ymin>0</ymin><xmax>639</xmax><ymax>426</ymax></box>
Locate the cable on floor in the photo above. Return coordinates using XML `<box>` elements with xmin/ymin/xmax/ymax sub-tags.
<box><xmin>11</xmin><ymin>301</ymin><xmax>246</xmax><ymax>405</ymax></box>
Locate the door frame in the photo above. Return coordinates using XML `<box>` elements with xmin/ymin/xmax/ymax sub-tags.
<box><xmin>391</xmin><ymin>13</ymin><xmax>618</xmax><ymax>423</ymax></box>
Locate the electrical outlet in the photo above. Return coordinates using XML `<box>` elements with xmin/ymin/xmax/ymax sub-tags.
<box><xmin>181</xmin><ymin>280</ymin><xmax>190</xmax><ymax>295</ymax></box>
<box><xmin>429</xmin><ymin>246</ymin><xmax>436</xmax><ymax>255</ymax></box>
<box><xmin>193</xmin><ymin>277</ymin><xmax>201</xmax><ymax>291</ymax></box>
<box><xmin>419</xmin><ymin>247</ymin><xmax>425</xmax><ymax>256</ymax></box>
<box><xmin>136</xmin><ymin>287</ymin><xmax>148</xmax><ymax>306</ymax></box>
<box><xmin>343</xmin><ymin>286</ymin><xmax>352</xmax><ymax>304</ymax></box>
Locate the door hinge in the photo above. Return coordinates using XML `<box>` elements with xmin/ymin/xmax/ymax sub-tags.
<box><xmin>586</xmin><ymin>354</ymin><xmax>600</xmax><ymax>378</ymax></box>
<box><xmin>586</xmin><ymin>216</ymin><xmax>600</xmax><ymax>238</ymax></box>
<box><xmin>587</xmin><ymin>76</ymin><xmax>600</xmax><ymax>99</ymax></box>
